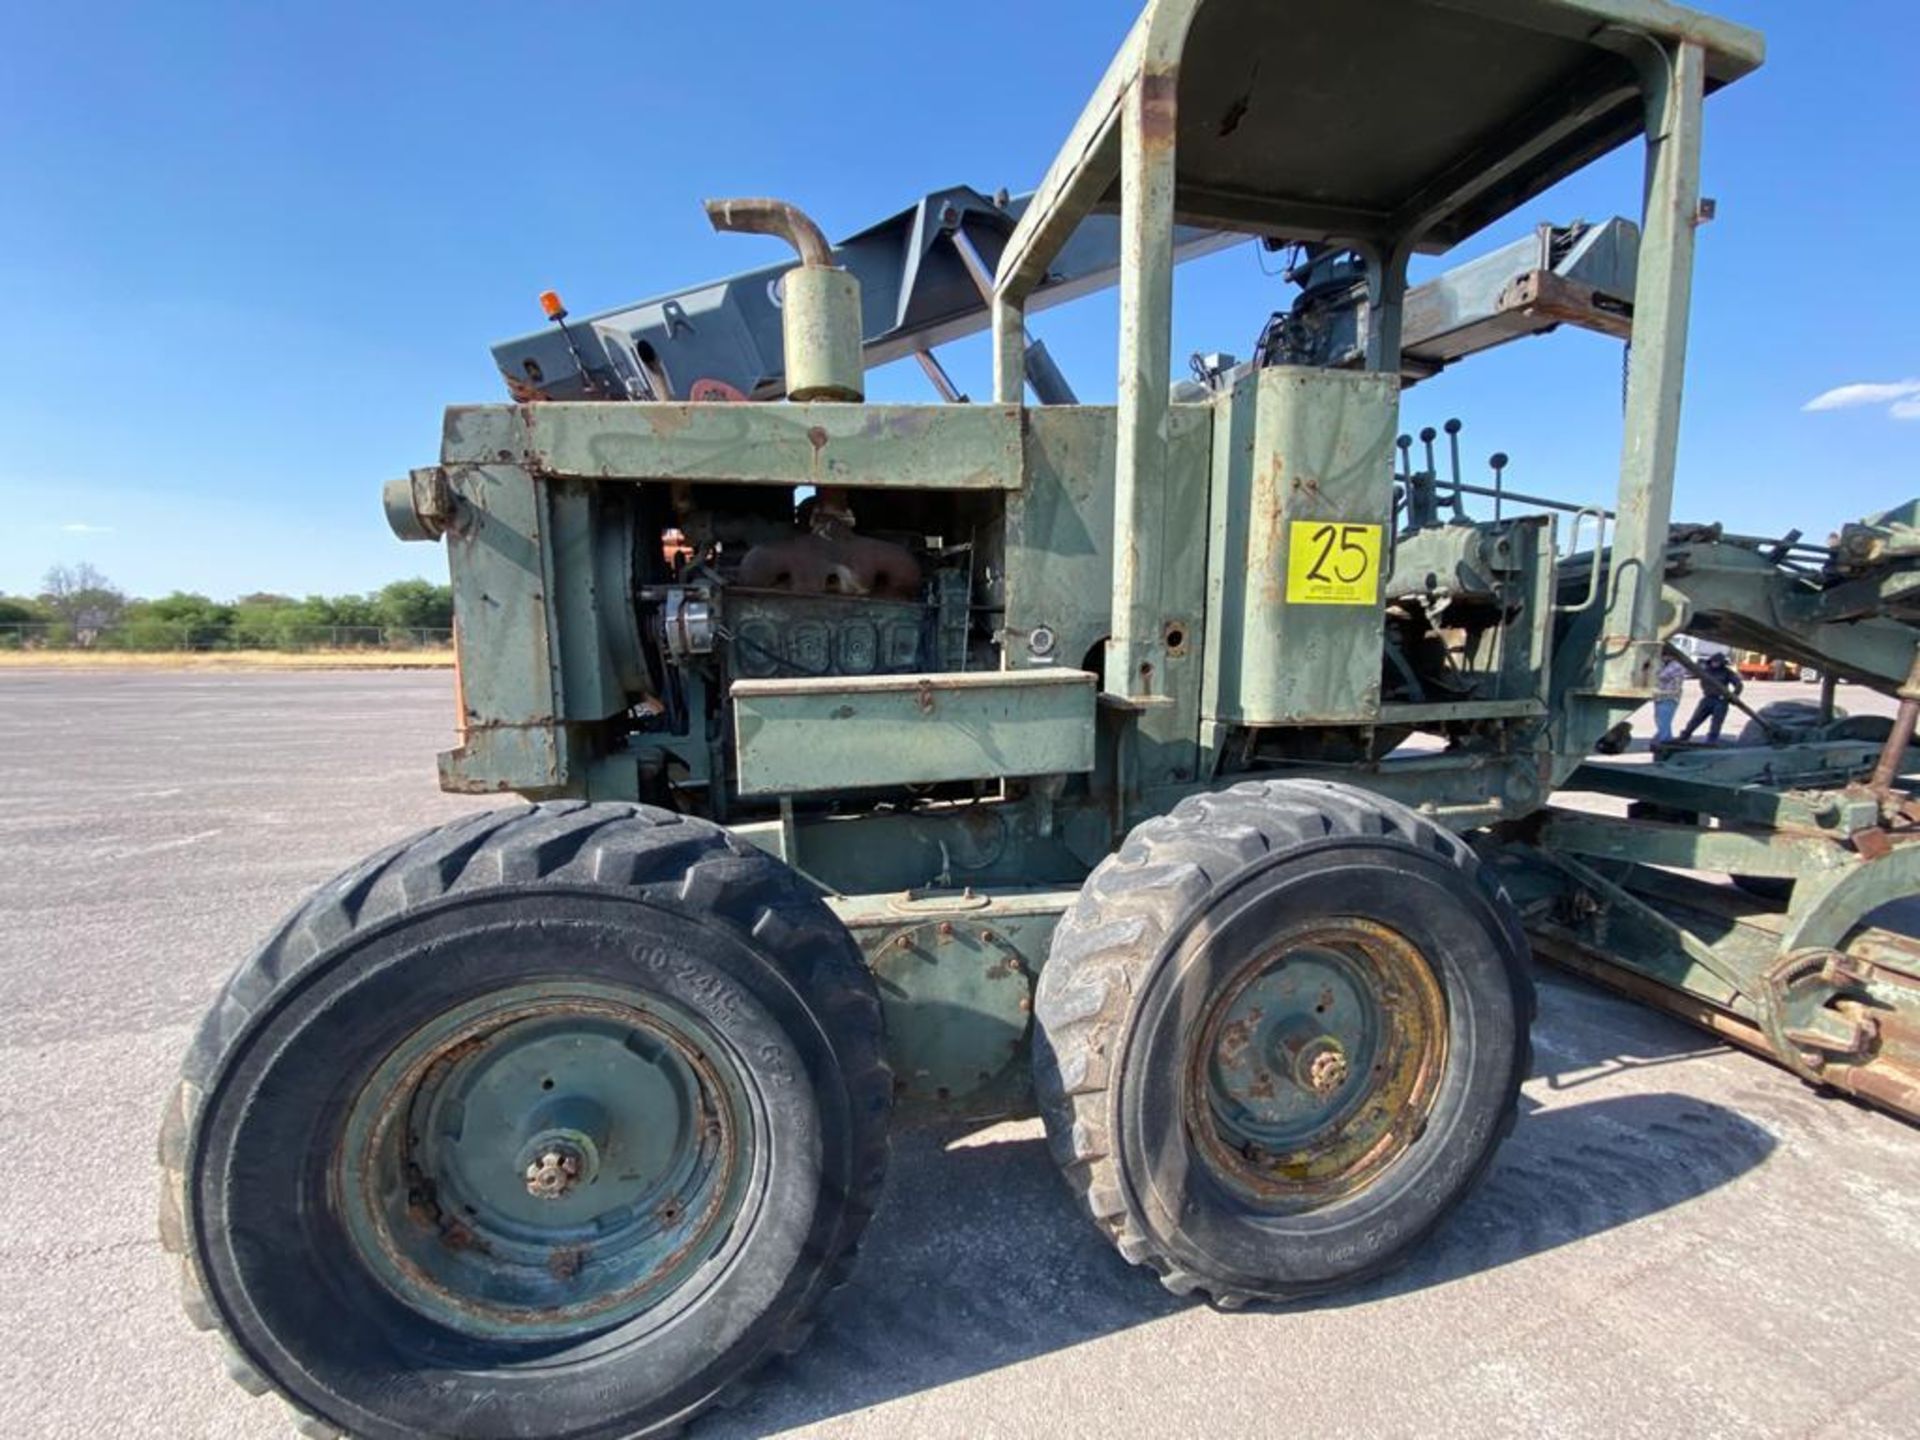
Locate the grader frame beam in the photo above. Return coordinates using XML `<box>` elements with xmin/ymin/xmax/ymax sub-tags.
<box><xmin>494</xmin><ymin>186</ymin><xmax>1644</xmax><ymax>409</ymax></box>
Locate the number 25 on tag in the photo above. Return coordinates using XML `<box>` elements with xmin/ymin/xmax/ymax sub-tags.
<box><xmin>1286</xmin><ymin>521</ymin><xmax>1382</xmax><ymax>605</ymax></box>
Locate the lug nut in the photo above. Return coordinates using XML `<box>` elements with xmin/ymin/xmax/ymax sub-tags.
<box><xmin>1306</xmin><ymin>1049</ymin><xmax>1350</xmax><ymax>1096</ymax></box>
<box><xmin>525</xmin><ymin>1148</ymin><xmax>583</xmax><ymax>1200</ymax></box>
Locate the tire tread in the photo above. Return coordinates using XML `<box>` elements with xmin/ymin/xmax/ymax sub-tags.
<box><xmin>1032</xmin><ymin>779</ymin><xmax>1534</xmax><ymax>1305</ymax></box>
<box><xmin>160</xmin><ymin>801</ymin><xmax>888</xmax><ymax>1440</ymax></box>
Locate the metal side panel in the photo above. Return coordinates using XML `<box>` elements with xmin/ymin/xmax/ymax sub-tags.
<box><xmin>732</xmin><ymin>670</ymin><xmax>1096</xmax><ymax>796</ymax></box>
<box><xmin>1204</xmin><ymin>365</ymin><xmax>1398</xmax><ymax>727</ymax></box>
<box><xmin>436</xmin><ymin>463</ymin><xmax>569</xmax><ymax>796</ymax></box>
<box><xmin>443</xmin><ymin>401</ymin><xmax>1023</xmax><ymax>491</ymax></box>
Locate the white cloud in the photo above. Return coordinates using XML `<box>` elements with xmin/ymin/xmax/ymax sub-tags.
<box><xmin>59</xmin><ymin>522</ymin><xmax>114</xmax><ymax>534</ymax></box>
<box><xmin>1803</xmin><ymin>378</ymin><xmax>1920</xmax><ymax>419</ymax></box>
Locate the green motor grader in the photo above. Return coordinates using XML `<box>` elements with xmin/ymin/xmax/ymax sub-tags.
<box><xmin>161</xmin><ymin>3</ymin><xmax>1920</xmax><ymax>1437</ymax></box>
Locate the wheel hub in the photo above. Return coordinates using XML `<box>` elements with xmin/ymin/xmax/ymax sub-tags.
<box><xmin>337</xmin><ymin>983</ymin><xmax>751</xmax><ymax>1341</ymax></box>
<box><xmin>1188</xmin><ymin>917</ymin><xmax>1448</xmax><ymax>1208</ymax></box>
<box><xmin>1302</xmin><ymin>1043</ymin><xmax>1349</xmax><ymax>1097</ymax></box>
<box><xmin>521</xmin><ymin>1132</ymin><xmax>597</xmax><ymax>1200</ymax></box>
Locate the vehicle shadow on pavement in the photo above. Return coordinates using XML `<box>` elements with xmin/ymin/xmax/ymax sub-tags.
<box><xmin>1332</xmin><ymin>1086</ymin><xmax>1776</xmax><ymax>1309</ymax></box>
<box><xmin>700</xmin><ymin>979</ymin><xmax>1776</xmax><ymax>1436</ymax></box>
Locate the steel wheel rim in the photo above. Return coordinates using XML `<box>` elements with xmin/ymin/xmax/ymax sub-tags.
<box><xmin>1187</xmin><ymin>917</ymin><xmax>1448</xmax><ymax>1209</ymax></box>
<box><xmin>337</xmin><ymin>981</ymin><xmax>752</xmax><ymax>1342</ymax></box>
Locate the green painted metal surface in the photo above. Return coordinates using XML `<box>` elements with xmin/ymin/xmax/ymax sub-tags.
<box><xmin>444</xmin><ymin>401</ymin><xmax>1025</xmax><ymax>491</ymax></box>
<box><xmin>434</xmin><ymin>463</ymin><xmax>570</xmax><ymax>796</ymax></box>
<box><xmin>430</xmin><ymin>465</ymin><xmax>637</xmax><ymax>797</ymax></box>
<box><xmin>869</xmin><ymin>917</ymin><xmax>1034</xmax><ymax>1105</ymax></box>
<box><xmin>1202</xmin><ymin>366</ymin><xmax>1397</xmax><ymax>726</ymax></box>
<box><xmin>336</xmin><ymin>980</ymin><xmax>751</xmax><ymax>1341</ymax></box>
<box><xmin>1595</xmin><ymin>36</ymin><xmax>1706</xmax><ymax>699</ymax></box>
<box><xmin>1534</xmin><ymin>808</ymin><xmax>1853</xmax><ymax>878</ymax></box>
<box><xmin>732</xmin><ymin>670</ymin><xmax>1096</xmax><ymax>796</ymax></box>
<box><xmin>830</xmin><ymin>887</ymin><xmax>1073</xmax><ymax>1121</ymax></box>
<box><xmin>999</xmin><ymin>407</ymin><xmax>1123</xmax><ymax>684</ymax></box>
<box><xmin>1569</xmin><ymin>754</ymin><xmax>1889</xmax><ymax>830</ymax></box>
<box><xmin>999</xmin><ymin>403</ymin><xmax>1213</xmax><ymax>787</ymax></box>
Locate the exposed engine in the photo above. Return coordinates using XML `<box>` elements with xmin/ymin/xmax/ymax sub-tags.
<box><xmin>624</xmin><ymin>480</ymin><xmax>1000</xmax><ymax>803</ymax></box>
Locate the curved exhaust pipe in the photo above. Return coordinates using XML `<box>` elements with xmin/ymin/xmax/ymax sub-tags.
<box><xmin>704</xmin><ymin>197</ymin><xmax>835</xmax><ymax>270</ymax></box>
<box><xmin>705</xmin><ymin>196</ymin><xmax>863</xmax><ymax>403</ymax></box>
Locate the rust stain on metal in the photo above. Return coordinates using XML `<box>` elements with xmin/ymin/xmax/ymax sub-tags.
<box><xmin>644</xmin><ymin>406</ymin><xmax>693</xmax><ymax>439</ymax></box>
<box><xmin>807</xmin><ymin>423</ymin><xmax>830</xmax><ymax>482</ymax></box>
<box><xmin>1216</xmin><ymin>1007</ymin><xmax>1260</xmax><ymax>1068</ymax></box>
<box><xmin>404</xmin><ymin>1186</ymin><xmax>440</xmax><ymax>1233</ymax></box>
<box><xmin>1854</xmin><ymin>827</ymin><xmax>1893</xmax><ymax>861</ymax></box>
<box><xmin>514</xmin><ymin>405</ymin><xmax>548</xmax><ymax>468</ymax></box>
<box><xmin>1189</xmin><ymin>920</ymin><xmax>1448</xmax><ymax>1203</ymax></box>
<box><xmin>440</xmin><ymin>1220</ymin><xmax>489</xmax><ymax>1255</ymax></box>
<box><xmin>1256</xmin><ymin>463</ymin><xmax>1287</xmax><ymax>604</ymax></box>
<box><xmin>419</xmin><ymin>1034</ymin><xmax>490</xmax><ymax>1088</ymax></box>
<box><xmin>1139</xmin><ymin>70</ymin><xmax>1178</xmax><ymax>147</ymax></box>
<box><xmin>547</xmin><ymin>1246</ymin><xmax>587</xmax><ymax>1282</ymax></box>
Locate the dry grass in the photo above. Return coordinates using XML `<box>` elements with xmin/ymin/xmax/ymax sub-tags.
<box><xmin>0</xmin><ymin>648</ymin><xmax>455</xmax><ymax>671</ymax></box>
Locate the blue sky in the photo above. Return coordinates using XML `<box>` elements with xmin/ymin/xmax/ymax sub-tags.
<box><xmin>2</xmin><ymin>1</ymin><xmax>1914</xmax><ymax>600</ymax></box>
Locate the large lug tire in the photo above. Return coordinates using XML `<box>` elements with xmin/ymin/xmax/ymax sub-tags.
<box><xmin>1734</xmin><ymin>699</ymin><xmax>1873</xmax><ymax>747</ymax></box>
<box><xmin>158</xmin><ymin>802</ymin><xmax>890</xmax><ymax>1440</ymax></box>
<box><xmin>1033</xmin><ymin>779</ymin><xmax>1533</xmax><ymax>1304</ymax></box>
<box><xmin>1736</xmin><ymin>698</ymin><xmax>1828</xmax><ymax>745</ymax></box>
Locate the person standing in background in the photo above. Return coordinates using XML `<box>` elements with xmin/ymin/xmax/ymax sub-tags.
<box><xmin>1680</xmin><ymin>651</ymin><xmax>1743</xmax><ymax>743</ymax></box>
<box><xmin>1653</xmin><ymin>654</ymin><xmax>1686</xmax><ymax>744</ymax></box>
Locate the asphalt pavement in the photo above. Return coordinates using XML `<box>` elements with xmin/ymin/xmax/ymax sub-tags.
<box><xmin>0</xmin><ymin>669</ymin><xmax>1913</xmax><ymax>1440</ymax></box>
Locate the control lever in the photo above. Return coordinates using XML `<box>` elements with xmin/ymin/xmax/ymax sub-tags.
<box><xmin>1401</xmin><ymin>433</ymin><xmax>1439</xmax><ymax>530</ymax></box>
<box><xmin>1444</xmin><ymin>419</ymin><xmax>1467</xmax><ymax>523</ymax></box>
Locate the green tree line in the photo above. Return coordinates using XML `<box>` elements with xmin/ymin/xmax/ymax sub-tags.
<box><xmin>0</xmin><ymin>565</ymin><xmax>453</xmax><ymax>650</ymax></box>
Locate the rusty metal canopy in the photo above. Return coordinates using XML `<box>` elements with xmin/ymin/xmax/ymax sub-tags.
<box><xmin>1161</xmin><ymin>0</ymin><xmax>1763</xmax><ymax>250</ymax></box>
<box><xmin>1000</xmin><ymin>0</ymin><xmax>1763</xmax><ymax>296</ymax></box>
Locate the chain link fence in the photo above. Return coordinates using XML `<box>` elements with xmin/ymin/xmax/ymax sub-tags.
<box><xmin>0</xmin><ymin>622</ymin><xmax>454</xmax><ymax>652</ymax></box>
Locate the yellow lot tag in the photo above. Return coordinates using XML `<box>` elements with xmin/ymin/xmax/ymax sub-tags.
<box><xmin>1285</xmin><ymin>521</ymin><xmax>1383</xmax><ymax>605</ymax></box>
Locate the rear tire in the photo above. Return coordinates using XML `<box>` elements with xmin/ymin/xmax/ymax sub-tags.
<box><xmin>1033</xmin><ymin>779</ymin><xmax>1532</xmax><ymax>1303</ymax></box>
<box><xmin>1736</xmin><ymin>699</ymin><xmax>1845</xmax><ymax>746</ymax></box>
<box><xmin>159</xmin><ymin>802</ymin><xmax>889</xmax><ymax>1440</ymax></box>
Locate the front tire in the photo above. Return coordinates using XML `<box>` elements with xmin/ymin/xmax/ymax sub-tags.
<box><xmin>1033</xmin><ymin>780</ymin><xmax>1532</xmax><ymax>1303</ymax></box>
<box><xmin>159</xmin><ymin>802</ymin><xmax>889</xmax><ymax>1440</ymax></box>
